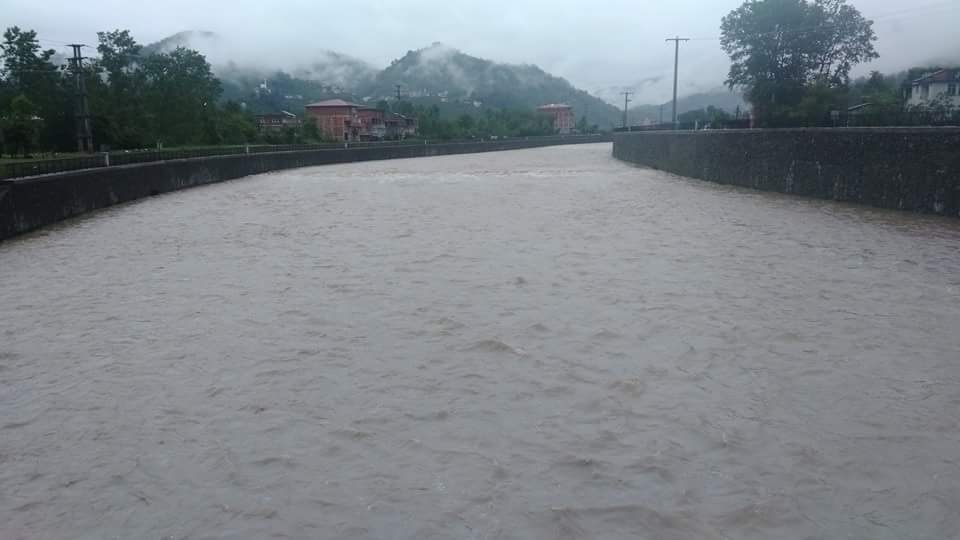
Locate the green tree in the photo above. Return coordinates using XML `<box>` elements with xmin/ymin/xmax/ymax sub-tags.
<box><xmin>216</xmin><ymin>100</ymin><xmax>257</xmax><ymax>144</ymax></box>
<box><xmin>720</xmin><ymin>0</ymin><xmax>877</xmax><ymax>121</ymax></box>
<box><xmin>576</xmin><ymin>115</ymin><xmax>588</xmax><ymax>133</ymax></box>
<box><xmin>1</xmin><ymin>27</ymin><xmax>58</xmax><ymax>95</ymax></box>
<box><xmin>806</xmin><ymin>0</ymin><xmax>878</xmax><ymax>85</ymax></box>
<box><xmin>862</xmin><ymin>70</ymin><xmax>889</xmax><ymax>95</ymax></box>
<box><xmin>1</xmin><ymin>27</ymin><xmax>70</xmax><ymax>151</ymax></box>
<box><xmin>95</xmin><ymin>29</ymin><xmax>149</xmax><ymax>148</ymax></box>
<box><xmin>1</xmin><ymin>94</ymin><xmax>43</xmax><ymax>157</ymax></box>
<box><xmin>853</xmin><ymin>70</ymin><xmax>902</xmax><ymax>121</ymax></box>
<box><xmin>97</xmin><ymin>30</ymin><xmax>140</xmax><ymax>85</ymax></box>
<box><xmin>397</xmin><ymin>101</ymin><xmax>416</xmax><ymax>117</ymax></box>
<box><xmin>793</xmin><ymin>83</ymin><xmax>844</xmax><ymax>124</ymax></box>
<box><xmin>141</xmin><ymin>47</ymin><xmax>221</xmax><ymax>146</ymax></box>
<box><xmin>456</xmin><ymin>113</ymin><xmax>475</xmax><ymax>135</ymax></box>
<box><xmin>300</xmin><ymin>118</ymin><xmax>320</xmax><ymax>142</ymax></box>
<box><xmin>678</xmin><ymin>106</ymin><xmax>733</xmax><ymax>127</ymax></box>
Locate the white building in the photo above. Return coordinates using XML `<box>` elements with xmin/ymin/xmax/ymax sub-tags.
<box><xmin>907</xmin><ymin>69</ymin><xmax>960</xmax><ymax>109</ymax></box>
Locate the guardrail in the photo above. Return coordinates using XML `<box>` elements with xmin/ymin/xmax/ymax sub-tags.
<box><xmin>0</xmin><ymin>135</ymin><xmax>610</xmax><ymax>181</ymax></box>
<box><xmin>615</xmin><ymin>112</ymin><xmax>960</xmax><ymax>133</ymax></box>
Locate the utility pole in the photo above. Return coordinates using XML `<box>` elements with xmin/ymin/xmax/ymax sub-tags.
<box><xmin>659</xmin><ymin>104</ymin><xmax>664</xmax><ymax>126</ymax></box>
<box><xmin>68</xmin><ymin>44</ymin><xmax>94</xmax><ymax>153</ymax></box>
<box><xmin>395</xmin><ymin>84</ymin><xmax>403</xmax><ymax>101</ymax></box>
<box><xmin>620</xmin><ymin>91</ymin><xmax>633</xmax><ymax>130</ymax></box>
<box><xmin>665</xmin><ymin>36</ymin><xmax>690</xmax><ymax>129</ymax></box>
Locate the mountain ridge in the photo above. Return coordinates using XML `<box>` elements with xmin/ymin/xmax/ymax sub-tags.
<box><xmin>142</xmin><ymin>33</ymin><xmax>623</xmax><ymax>126</ymax></box>
<box><xmin>628</xmin><ymin>90</ymin><xmax>748</xmax><ymax>123</ymax></box>
<box><xmin>358</xmin><ymin>43</ymin><xmax>622</xmax><ymax>126</ymax></box>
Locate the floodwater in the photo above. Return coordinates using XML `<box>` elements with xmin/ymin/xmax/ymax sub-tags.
<box><xmin>2</xmin><ymin>143</ymin><xmax>959</xmax><ymax>540</ymax></box>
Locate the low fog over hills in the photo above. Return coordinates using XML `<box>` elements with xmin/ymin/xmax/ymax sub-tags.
<box><xmin>145</xmin><ymin>33</ymin><xmax>625</xmax><ymax>126</ymax></box>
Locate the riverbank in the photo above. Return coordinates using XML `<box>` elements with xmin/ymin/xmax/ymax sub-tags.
<box><xmin>0</xmin><ymin>136</ymin><xmax>609</xmax><ymax>241</ymax></box>
<box><xmin>612</xmin><ymin>128</ymin><xmax>960</xmax><ymax>217</ymax></box>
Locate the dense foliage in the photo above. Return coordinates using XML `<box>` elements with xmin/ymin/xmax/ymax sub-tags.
<box><xmin>361</xmin><ymin>44</ymin><xmax>622</xmax><ymax>128</ymax></box>
<box><xmin>721</xmin><ymin>0</ymin><xmax>879</xmax><ymax>124</ymax></box>
<box><xmin>393</xmin><ymin>102</ymin><xmax>558</xmax><ymax>140</ymax></box>
<box><xmin>0</xmin><ymin>28</ymin><xmax>592</xmax><ymax>157</ymax></box>
<box><xmin>0</xmin><ymin>27</ymin><xmax>255</xmax><ymax>156</ymax></box>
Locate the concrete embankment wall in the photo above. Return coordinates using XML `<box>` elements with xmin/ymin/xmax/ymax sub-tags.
<box><xmin>612</xmin><ymin>128</ymin><xmax>960</xmax><ymax>216</ymax></box>
<box><xmin>0</xmin><ymin>137</ymin><xmax>608</xmax><ymax>241</ymax></box>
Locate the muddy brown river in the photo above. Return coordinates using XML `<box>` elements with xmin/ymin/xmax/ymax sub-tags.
<box><xmin>2</xmin><ymin>143</ymin><xmax>959</xmax><ymax>539</ymax></box>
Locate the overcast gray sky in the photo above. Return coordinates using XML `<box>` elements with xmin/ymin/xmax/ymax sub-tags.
<box><xmin>6</xmin><ymin>0</ymin><xmax>959</xmax><ymax>104</ymax></box>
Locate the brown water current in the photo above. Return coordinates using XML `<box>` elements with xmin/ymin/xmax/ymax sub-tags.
<box><xmin>1</xmin><ymin>143</ymin><xmax>959</xmax><ymax>539</ymax></box>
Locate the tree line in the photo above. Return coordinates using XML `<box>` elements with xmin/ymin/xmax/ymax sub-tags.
<box><xmin>388</xmin><ymin>101</ymin><xmax>568</xmax><ymax>140</ymax></box>
<box><xmin>720</xmin><ymin>0</ymin><xmax>956</xmax><ymax>126</ymax></box>
<box><xmin>0</xmin><ymin>28</ymin><xmax>260</xmax><ymax>156</ymax></box>
<box><xmin>0</xmin><ymin>27</ymin><xmax>584</xmax><ymax>158</ymax></box>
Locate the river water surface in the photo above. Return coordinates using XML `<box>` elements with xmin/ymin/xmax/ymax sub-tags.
<box><xmin>2</xmin><ymin>143</ymin><xmax>959</xmax><ymax>539</ymax></box>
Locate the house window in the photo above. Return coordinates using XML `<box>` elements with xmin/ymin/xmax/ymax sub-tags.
<box><xmin>948</xmin><ymin>83</ymin><xmax>958</xmax><ymax>96</ymax></box>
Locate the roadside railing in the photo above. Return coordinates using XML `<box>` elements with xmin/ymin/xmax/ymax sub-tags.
<box><xmin>0</xmin><ymin>134</ymin><xmax>610</xmax><ymax>181</ymax></box>
<box><xmin>615</xmin><ymin>111</ymin><xmax>960</xmax><ymax>133</ymax></box>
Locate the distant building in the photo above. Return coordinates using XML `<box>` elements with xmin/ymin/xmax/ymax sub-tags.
<box><xmin>304</xmin><ymin>99</ymin><xmax>364</xmax><ymax>141</ymax></box>
<box><xmin>385</xmin><ymin>112</ymin><xmax>417</xmax><ymax>139</ymax></box>
<box><xmin>536</xmin><ymin>104</ymin><xmax>575</xmax><ymax>134</ymax></box>
<box><xmin>357</xmin><ymin>107</ymin><xmax>386</xmax><ymax>140</ymax></box>
<box><xmin>255</xmin><ymin>111</ymin><xmax>301</xmax><ymax>132</ymax></box>
<box><xmin>305</xmin><ymin>99</ymin><xmax>417</xmax><ymax>141</ymax></box>
<box><xmin>256</xmin><ymin>79</ymin><xmax>271</xmax><ymax>97</ymax></box>
<box><xmin>907</xmin><ymin>69</ymin><xmax>960</xmax><ymax>109</ymax></box>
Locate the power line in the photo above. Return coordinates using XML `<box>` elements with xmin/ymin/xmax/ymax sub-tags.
<box><xmin>35</xmin><ymin>38</ymin><xmax>90</xmax><ymax>48</ymax></box>
<box><xmin>36</xmin><ymin>38</ymin><xmax>75</xmax><ymax>45</ymax></box>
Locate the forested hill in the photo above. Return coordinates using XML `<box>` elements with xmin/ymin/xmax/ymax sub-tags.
<box><xmin>628</xmin><ymin>90</ymin><xmax>748</xmax><ymax>123</ymax></box>
<box><xmin>359</xmin><ymin>43</ymin><xmax>622</xmax><ymax>127</ymax></box>
<box><xmin>142</xmin><ymin>30</ymin><xmax>218</xmax><ymax>56</ymax></box>
<box><xmin>142</xmin><ymin>33</ymin><xmax>622</xmax><ymax>127</ymax></box>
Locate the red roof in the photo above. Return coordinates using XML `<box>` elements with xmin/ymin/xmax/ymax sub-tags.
<box><xmin>305</xmin><ymin>99</ymin><xmax>363</xmax><ymax>108</ymax></box>
<box><xmin>913</xmin><ymin>69</ymin><xmax>960</xmax><ymax>84</ymax></box>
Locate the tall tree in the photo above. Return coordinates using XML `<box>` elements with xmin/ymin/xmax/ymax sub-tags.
<box><xmin>140</xmin><ymin>47</ymin><xmax>221</xmax><ymax>146</ymax></box>
<box><xmin>216</xmin><ymin>100</ymin><xmax>257</xmax><ymax>144</ymax></box>
<box><xmin>807</xmin><ymin>0</ymin><xmax>878</xmax><ymax>86</ymax></box>
<box><xmin>720</xmin><ymin>0</ymin><xmax>877</xmax><ymax>118</ymax></box>
<box><xmin>96</xmin><ymin>30</ymin><xmax>141</xmax><ymax>85</ymax></box>
<box><xmin>0</xmin><ymin>27</ymin><xmax>58</xmax><ymax>93</ymax></box>
<box><xmin>1</xmin><ymin>27</ymin><xmax>70</xmax><ymax>150</ymax></box>
<box><xmin>1</xmin><ymin>94</ymin><xmax>43</xmax><ymax>157</ymax></box>
<box><xmin>95</xmin><ymin>30</ymin><xmax>149</xmax><ymax>148</ymax></box>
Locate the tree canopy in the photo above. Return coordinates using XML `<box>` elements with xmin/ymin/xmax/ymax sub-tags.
<box><xmin>721</xmin><ymin>0</ymin><xmax>877</xmax><ymax>119</ymax></box>
<box><xmin>0</xmin><ymin>27</ymin><xmax>260</xmax><ymax>154</ymax></box>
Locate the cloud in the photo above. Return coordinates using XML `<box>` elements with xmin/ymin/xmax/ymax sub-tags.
<box><xmin>4</xmin><ymin>0</ymin><xmax>958</xmax><ymax>103</ymax></box>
